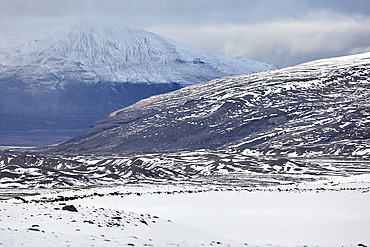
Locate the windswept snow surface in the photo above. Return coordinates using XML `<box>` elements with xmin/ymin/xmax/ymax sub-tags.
<box><xmin>0</xmin><ymin>179</ymin><xmax>369</xmax><ymax>247</ymax></box>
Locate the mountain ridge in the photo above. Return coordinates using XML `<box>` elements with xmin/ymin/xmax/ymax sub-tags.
<box><xmin>0</xmin><ymin>25</ymin><xmax>276</xmax><ymax>86</ymax></box>
<box><xmin>1</xmin><ymin>52</ymin><xmax>369</xmax><ymax>189</ymax></box>
<box><xmin>52</xmin><ymin>52</ymin><xmax>370</xmax><ymax>158</ymax></box>
<box><xmin>0</xmin><ymin>25</ymin><xmax>276</xmax><ymax>146</ymax></box>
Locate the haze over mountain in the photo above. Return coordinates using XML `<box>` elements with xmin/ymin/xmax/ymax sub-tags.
<box><xmin>55</xmin><ymin>52</ymin><xmax>370</xmax><ymax>159</ymax></box>
<box><xmin>0</xmin><ymin>25</ymin><xmax>276</xmax><ymax>146</ymax></box>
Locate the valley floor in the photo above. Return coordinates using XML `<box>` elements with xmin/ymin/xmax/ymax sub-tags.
<box><xmin>1</xmin><ymin>175</ymin><xmax>370</xmax><ymax>247</ymax></box>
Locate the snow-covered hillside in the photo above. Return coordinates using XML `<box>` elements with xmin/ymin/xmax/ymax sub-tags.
<box><xmin>2</xmin><ymin>53</ymin><xmax>368</xmax><ymax>189</ymax></box>
<box><xmin>0</xmin><ymin>25</ymin><xmax>277</xmax><ymax>146</ymax></box>
<box><xmin>55</xmin><ymin>52</ymin><xmax>370</xmax><ymax>158</ymax></box>
<box><xmin>1</xmin><ymin>50</ymin><xmax>369</xmax><ymax>246</ymax></box>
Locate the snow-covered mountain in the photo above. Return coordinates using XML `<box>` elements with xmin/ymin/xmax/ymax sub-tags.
<box><xmin>55</xmin><ymin>52</ymin><xmax>370</xmax><ymax>158</ymax></box>
<box><xmin>1</xmin><ymin>53</ymin><xmax>369</xmax><ymax>189</ymax></box>
<box><xmin>0</xmin><ymin>50</ymin><xmax>369</xmax><ymax>247</ymax></box>
<box><xmin>0</xmin><ymin>25</ymin><xmax>276</xmax><ymax>146</ymax></box>
<box><xmin>0</xmin><ymin>25</ymin><xmax>275</xmax><ymax>85</ymax></box>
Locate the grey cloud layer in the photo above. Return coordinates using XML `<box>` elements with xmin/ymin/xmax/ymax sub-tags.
<box><xmin>150</xmin><ymin>13</ymin><xmax>370</xmax><ymax>66</ymax></box>
<box><xmin>2</xmin><ymin>0</ymin><xmax>370</xmax><ymax>24</ymax></box>
<box><xmin>1</xmin><ymin>0</ymin><xmax>370</xmax><ymax>66</ymax></box>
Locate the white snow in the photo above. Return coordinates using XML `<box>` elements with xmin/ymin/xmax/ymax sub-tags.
<box><xmin>1</xmin><ymin>178</ymin><xmax>369</xmax><ymax>247</ymax></box>
<box><xmin>354</xmin><ymin>148</ymin><xmax>370</xmax><ymax>156</ymax></box>
<box><xmin>0</xmin><ymin>25</ymin><xmax>276</xmax><ymax>87</ymax></box>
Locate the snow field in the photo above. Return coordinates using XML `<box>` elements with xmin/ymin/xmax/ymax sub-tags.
<box><xmin>0</xmin><ymin>198</ymin><xmax>242</xmax><ymax>247</ymax></box>
<box><xmin>1</xmin><ymin>179</ymin><xmax>369</xmax><ymax>247</ymax></box>
<box><xmin>76</xmin><ymin>187</ymin><xmax>370</xmax><ymax>246</ymax></box>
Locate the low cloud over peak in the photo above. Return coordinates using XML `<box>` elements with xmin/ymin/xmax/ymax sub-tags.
<box><xmin>1</xmin><ymin>0</ymin><xmax>370</xmax><ymax>67</ymax></box>
<box><xmin>149</xmin><ymin>13</ymin><xmax>370</xmax><ymax>67</ymax></box>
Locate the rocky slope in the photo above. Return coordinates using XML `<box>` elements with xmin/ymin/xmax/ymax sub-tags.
<box><xmin>0</xmin><ymin>25</ymin><xmax>276</xmax><ymax>146</ymax></box>
<box><xmin>55</xmin><ymin>52</ymin><xmax>370</xmax><ymax>158</ymax></box>
<box><xmin>1</xmin><ymin>53</ymin><xmax>369</xmax><ymax>189</ymax></box>
<box><xmin>1</xmin><ymin>150</ymin><xmax>370</xmax><ymax>189</ymax></box>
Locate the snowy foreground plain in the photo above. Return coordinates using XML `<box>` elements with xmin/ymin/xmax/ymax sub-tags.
<box><xmin>1</xmin><ymin>175</ymin><xmax>369</xmax><ymax>247</ymax></box>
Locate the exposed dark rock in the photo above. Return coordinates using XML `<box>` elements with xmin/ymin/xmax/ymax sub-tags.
<box><xmin>27</xmin><ymin>228</ymin><xmax>40</xmax><ymax>232</ymax></box>
<box><xmin>14</xmin><ymin>197</ymin><xmax>27</xmax><ymax>203</ymax></box>
<box><xmin>62</xmin><ymin>205</ymin><xmax>78</xmax><ymax>212</ymax></box>
<box><xmin>140</xmin><ymin>219</ymin><xmax>148</xmax><ymax>225</ymax></box>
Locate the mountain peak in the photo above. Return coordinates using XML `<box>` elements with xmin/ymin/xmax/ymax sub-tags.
<box><xmin>0</xmin><ymin>25</ymin><xmax>276</xmax><ymax>146</ymax></box>
<box><xmin>0</xmin><ymin>25</ymin><xmax>277</xmax><ymax>86</ymax></box>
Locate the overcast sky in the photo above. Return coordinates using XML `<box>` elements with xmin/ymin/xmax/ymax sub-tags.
<box><xmin>1</xmin><ymin>0</ymin><xmax>370</xmax><ymax>67</ymax></box>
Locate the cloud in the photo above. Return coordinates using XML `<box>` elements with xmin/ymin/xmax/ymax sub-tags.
<box><xmin>3</xmin><ymin>0</ymin><xmax>370</xmax><ymax>29</ymax></box>
<box><xmin>346</xmin><ymin>46</ymin><xmax>370</xmax><ymax>55</ymax></box>
<box><xmin>1</xmin><ymin>1</ymin><xmax>370</xmax><ymax>66</ymax></box>
<box><xmin>149</xmin><ymin>13</ymin><xmax>370</xmax><ymax>66</ymax></box>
